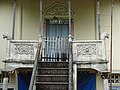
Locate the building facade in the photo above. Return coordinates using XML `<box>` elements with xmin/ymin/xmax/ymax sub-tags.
<box><xmin>0</xmin><ymin>0</ymin><xmax>120</xmax><ymax>90</ymax></box>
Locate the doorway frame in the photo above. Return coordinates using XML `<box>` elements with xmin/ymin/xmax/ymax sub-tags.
<box><xmin>43</xmin><ymin>18</ymin><xmax>74</xmax><ymax>38</ymax></box>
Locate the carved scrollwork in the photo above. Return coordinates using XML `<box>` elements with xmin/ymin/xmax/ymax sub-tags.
<box><xmin>14</xmin><ymin>44</ymin><xmax>34</xmax><ymax>55</ymax></box>
<box><xmin>77</xmin><ymin>44</ymin><xmax>97</xmax><ymax>56</ymax></box>
<box><xmin>75</xmin><ymin>42</ymin><xmax>103</xmax><ymax>61</ymax></box>
<box><xmin>44</xmin><ymin>2</ymin><xmax>74</xmax><ymax>16</ymax></box>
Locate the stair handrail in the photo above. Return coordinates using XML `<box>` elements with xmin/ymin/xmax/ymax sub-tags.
<box><xmin>29</xmin><ymin>39</ymin><xmax>43</xmax><ymax>90</ymax></box>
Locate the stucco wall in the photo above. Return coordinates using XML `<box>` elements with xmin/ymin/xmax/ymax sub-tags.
<box><xmin>100</xmin><ymin>0</ymin><xmax>111</xmax><ymax>71</ymax></box>
<box><xmin>21</xmin><ymin>0</ymin><xmax>96</xmax><ymax>40</ymax></box>
<box><xmin>96</xmin><ymin>74</ymin><xmax>104</xmax><ymax>90</ymax></box>
<box><xmin>0</xmin><ymin>0</ymin><xmax>13</xmax><ymax>68</ymax></box>
<box><xmin>112</xmin><ymin>0</ymin><xmax>120</xmax><ymax>72</ymax></box>
<box><xmin>100</xmin><ymin>0</ymin><xmax>120</xmax><ymax>72</ymax></box>
<box><xmin>73</xmin><ymin>0</ymin><xmax>96</xmax><ymax>40</ymax></box>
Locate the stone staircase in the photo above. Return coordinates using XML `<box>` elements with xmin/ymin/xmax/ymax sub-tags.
<box><xmin>36</xmin><ymin>61</ymin><xmax>69</xmax><ymax>90</ymax></box>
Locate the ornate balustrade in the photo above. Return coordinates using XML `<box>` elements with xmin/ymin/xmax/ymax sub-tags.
<box><xmin>5</xmin><ymin>40</ymin><xmax>38</xmax><ymax>63</ymax></box>
<box><xmin>3</xmin><ymin>39</ymin><xmax>108</xmax><ymax>71</ymax></box>
<box><xmin>72</xmin><ymin>40</ymin><xmax>108</xmax><ymax>72</ymax></box>
<box><xmin>72</xmin><ymin>40</ymin><xmax>107</xmax><ymax>63</ymax></box>
<box><xmin>5</xmin><ymin>40</ymin><xmax>107</xmax><ymax>63</ymax></box>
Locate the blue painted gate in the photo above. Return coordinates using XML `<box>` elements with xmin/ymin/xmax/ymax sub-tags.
<box><xmin>18</xmin><ymin>73</ymin><xmax>31</xmax><ymax>90</ymax></box>
<box><xmin>78</xmin><ymin>73</ymin><xmax>96</xmax><ymax>90</ymax></box>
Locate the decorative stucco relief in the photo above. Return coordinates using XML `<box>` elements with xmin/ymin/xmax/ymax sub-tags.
<box><xmin>14</xmin><ymin>44</ymin><xmax>34</xmax><ymax>55</ymax></box>
<box><xmin>44</xmin><ymin>2</ymin><xmax>74</xmax><ymax>16</ymax></box>
<box><xmin>77</xmin><ymin>44</ymin><xmax>97</xmax><ymax>56</ymax></box>
<box><xmin>73</xmin><ymin>41</ymin><xmax>103</xmax><ymax>62</ymax></box>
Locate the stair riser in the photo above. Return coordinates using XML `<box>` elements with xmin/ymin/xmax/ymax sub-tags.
<box><xmin>36</xmin><ymin>85</ymin><xmax>68</xmax><ymax>90</ymax></box>
<box><xmin>37</xmin><ymin>69</ymin><xmax>68</xmax><ymax>75</ymax></box>
<box><xmin>36</xmin><ymin>62</ymin><xmax>69</xmax><ymax>90</ymax></box>
<box><xmin>37</xmin><ymin>62</ymin><xmax>68</xmax><ymax>68</ymax></box>
<box><xmin>36</xmin><ymin>76</ymin><xmax>68</xmax><ymax>82</ymax></box>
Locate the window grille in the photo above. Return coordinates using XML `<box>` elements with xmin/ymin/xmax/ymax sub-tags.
<box><xmin>109</xmin><ymin>74</ymin><xmax>120</xmax><ymax>83</ymax></box>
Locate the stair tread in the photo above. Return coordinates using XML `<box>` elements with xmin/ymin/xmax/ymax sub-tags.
<box><xmin>36</xmin><ymin>82</ymin><xmax>68</xmax><ymax>85</ymax></box>
<box><xmin>37</xmin><ymin>68</ymin><xmax>68</xmax><ymax>69</ymax></box>
<box><xmin>36</xmin><ymin>75</ymin><xmax>68</xmax><ymax>77</ymax></box>
<box><xmin>38</xmin><ymin>61</ymin><xmax>69</xmax><ymax>63</ymax></box>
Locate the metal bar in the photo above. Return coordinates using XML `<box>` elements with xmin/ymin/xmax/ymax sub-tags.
<box><xmin>39</xmin><ymin>0</ymin><xmax>42</xmax><ymax>39</ymax></box>
<box><xmin>110</xmin><ymin>0</ymin><xmax>114</xmax><ymax>90</ymax></box>
<box><xmin>97</xmin><ymin>0</ymin><xmax>101</xmax><ymax>40</ymax></box>
<box><xmin>12</xmin><ymin>0</ymin><xmax>17</xmax><ymax>40</ymax></box>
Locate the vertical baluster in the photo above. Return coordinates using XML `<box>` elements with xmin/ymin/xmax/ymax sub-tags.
<box><xmin>64</xmin><ymin>38</ymin><xmax>66</xmax><ymax>60</ymax></box>
<box><xmin>61</xmin><ymin>37</ymin><xmax>63</xmax><ymax>61</ymax></box>
<box><xmin>56</xmin><ymin>37</ymin><xmax>58</xmax><ymax>61</ymax></box>
<box><xmin>51</xmin><ymin>37</ymin><xmax>52</xmax><ymax>61</ymax></box>
<box><xmin>53</xmin><ymin>37</ymin><xmax>55</xmax><ymax>61</ymax></box>
<box><xmin>46</xmin><ymin>37</ymin><xmax>47</xmax><ymax>61</ymax></box>
<box><xmin>41</xmin><ymin>48</ymin><xmax>44</xmax><ymax>61</ymax></box>
<box><xmin>58</xmin><ymin>37</ymin><xmax>60</xmax><ymax>61</ymax></box>
<box><xmin>49</xmin><ymin>37</ymin><xmax>51</xmax><ymax>61</ymax></box>
<box><xmin>44</xmin><ymin>38</ymin><xmax>46</xmax><ymax>61</ymax></box>
<box><xmin>62</xmin><ymin>37</ymin><xmax>63</xmax><ymax>61</ymax></box>
<box><xmin>44</xmin><ymin>38</ymin><xmax>45</xmax><ymax>61</ymax></box>
<box><xmin>43</xmin><ymin>47</ymin><xmax>46</xmax><ymax>61</ymax></box>
<box><xmin>46</xmin><ymin>37</ymin><xmax>49</xmax><ymax>61</ymax></box>
<box><xmin>60</xmin><ymin>37</ymin><xmax>62</xmax><ymax>61</ymax></box>
<box><xmin>52</xmin><ymin>37</ymin><xmax>54</xmax><ymax>61</ymax></box>
<box><xmin>54</xmin><ymin>37</ymin><xmax>56</xmax><ymax>61</ymax></box>
<box><xmin>66</xmin><ymin>38</ymin><xmax>68</xmax><ymax>61</ymax></box>
<box><xmin>63</xmin><ymin>37</ymin><xmax>66</xmax><ymax>61</ymax></box>
<box><xmin>45</xmin><ymin>37</ymin><xmax>46</xmax><ymax>61</ymax></box>
<box><xmin>57</xmin><ymin>37</ymin><xmax>59</xmax><ymax>61</ymax></box>
<box><xmin>41</xmin><ymin>39</ymin><xmax>44</xmax><ymax>61</ymax></box>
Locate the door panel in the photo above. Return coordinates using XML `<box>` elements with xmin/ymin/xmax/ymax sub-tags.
<box><xmin>46</xmin><ymin>19</ymin><xmax>69</xmax><ymax>38</ymax></box>
<box><xmin>18</xmin><ymin>73</ymin><xmax>31</xmax><ymax>90</ymax></box>
<box><xmin>44</xmin><ymin>19</ymin><xmax>69</xmax><ymax>61</ymax></box>
<box><xmin>77</xmin><ymin>72</ymin><xmax>96</xmax><ymax>90</ymax></box>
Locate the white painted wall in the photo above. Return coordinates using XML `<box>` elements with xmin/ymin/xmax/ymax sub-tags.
<box><xmin>99</xmin><ymin>0</ymin><xmax>120</xmax><ymax>72</ymax></box>
<box><xmin>73</xmin><ymin>0</ymin><xmax>96</xmax><ymax>40</ymax></box>
<box><xmin>0</xmin><ymin>0</ymin><xmax>13</xmax><ymax>68</ymax></box>
<box><xmin>96</xmin><ymin>74</ymin><xmax>104</xmax><ymax>90</ymax></box>
<box><xmin>112</xmin><ymin>0</ymin><xmax>120</xmax><ymax>72</ymax></box>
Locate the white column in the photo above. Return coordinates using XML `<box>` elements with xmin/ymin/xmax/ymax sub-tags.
<box><xmin>3</xmin><ymin>77</ymin><xmax>8</xmax><ymax>90</ymax></box>
<box><xmin>104</xmin><ymin>79</ymin><xmax>109</xmax><ymax>90</ymax></box>
<box><xmin>73</xmin><ymin>64</ymin><xmax>77</xmax><ymax>90</ymax></box>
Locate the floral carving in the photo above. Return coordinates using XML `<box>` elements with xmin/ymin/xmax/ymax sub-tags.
<box><xmin>75</xmin><ymin>42</ymin><xmax>103</xmax><ymax>61</ymax></box>
<box><xmin>77</xmin><ymin>44</ymin><xmax>97</xmax><ymax>56</ymax></box>
<box><xmin>14</xmin><ymin>44</ymin><xmax>34</xmax><ymax>55</ymax></box>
